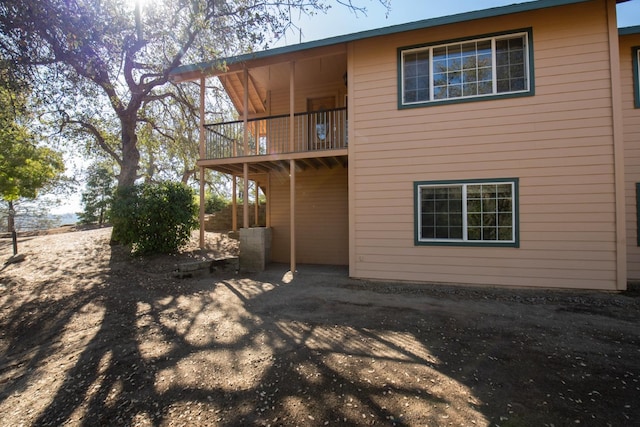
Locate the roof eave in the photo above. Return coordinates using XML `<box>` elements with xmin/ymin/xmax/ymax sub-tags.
<box><xmin>171</xmin><ymin>0</ymin><xmax>595</xmax><ymax>82</ymax></box>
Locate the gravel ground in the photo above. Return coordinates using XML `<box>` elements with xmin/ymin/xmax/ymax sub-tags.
<box><xmin>1</xmin><ymin>226</ymin><xmax>639</xmax><ymax>426</ymax></box>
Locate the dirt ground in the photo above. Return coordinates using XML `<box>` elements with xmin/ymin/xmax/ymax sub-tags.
<box><xmin>0</xmin><ymin>227</ymin><xmax>639</xmax><ymax>427</ymax></box>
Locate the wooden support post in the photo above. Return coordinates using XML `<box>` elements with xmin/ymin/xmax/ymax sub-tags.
<box><xmin>289</xmin><ymin>61</ymin><xmax>295</xmax><ymax>152</ymax></box>
<box><xmin>198</xmin><ymin>76</ymin><xmax>206</xmax><ymax>248</ymax></box>
<box><xmin>232</xmin><ymin>176</ymin><xmax>237</xmax><ymax>231</ymax></box>
<box><xmin>290</xmin><ymin>159</ymin><xmax>296</xmax><ymax>273</ymax></box>
<box><xmin>243</xmin><ymin>68</ymin><xmax>250</xmax><ymax>229</ymax></box>
<box><xmin>243</xmin><ymin>163</ymin><xmax>249</xmax><ymax>229</ymax></box>
<box><xmin>266</xmin><ymin>174</ymin><xmax>271</xmax><ymax>228</ymax></box>
<box><xmin>255</xmin><ymin>180</ymin><xmax>259</xmax><ymax>226</ymax></box>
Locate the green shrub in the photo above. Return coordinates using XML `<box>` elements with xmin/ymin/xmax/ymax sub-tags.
<box><xmin>111</xmin><ymin>182</ymin><xmax>198</xmax><ymax>255</ymax></box>
<box><xmin>204</xmin><ymin>193</ymin><xmax>229</xmax><ymax>214</ymax></box>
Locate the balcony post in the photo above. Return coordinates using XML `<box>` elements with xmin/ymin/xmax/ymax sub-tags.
<box><xmin>232</xmin><ymin>175</ymin><xmax>237</xmax><ymax>231</ymax></box>
<box><xmin>289</xmin><ymin>61</ymin><xmax>295</xmax><ymax>152</ymax></box>
<box><xmin>243</xmin><ymin>68</ymin><xmax>250</xmax><ymax>229</ymax></box>
<box><xmin>290</xmin><ymin>159</ymin><xmax>296</xmax><ymax>273</ymax></box>
<box><xmin>289</xmin><ymin>61</ymin><xmax>296</xmax><ymax>273</ymax></box>
<box><xmin>255</xmin><ymin>180</ymin><xmax>259</xmax><ymax>226</ymax></box>
<box><xmin>198</xmin><ymin>75</ymin><xmax>206</xmax><ymax>249</ymax></box>
<box><xmin>243</xmin><ymin>163</ymin><xmax>249</xmax><ymax>228</ymax></box>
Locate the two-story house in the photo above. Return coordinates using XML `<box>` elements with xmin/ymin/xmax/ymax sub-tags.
<box><xmin>172</xmin><ymin>0</ymin><xmax>640</xmax><ymax>291</ymax></box>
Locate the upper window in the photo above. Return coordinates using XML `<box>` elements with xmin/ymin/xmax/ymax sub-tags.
<box><xmin>414</xmin><ymin>178</ymin><xmax>519</xmax><ymax>247</ymax></box>
<box><xmin>399</xmin><ymin>30</ymin><xmax>533</xmax><ymax>107</ymax></box>
<box><xmin>633</xmin><ymin>46</ymin><xmax>640</xmax><ymax>109</ymax></box>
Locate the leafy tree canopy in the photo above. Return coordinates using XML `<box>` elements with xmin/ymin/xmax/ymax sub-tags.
<box><xmin>0</xmin><ymin>84</ymin><xmax>64</xmax><ymax>203</ymax></box>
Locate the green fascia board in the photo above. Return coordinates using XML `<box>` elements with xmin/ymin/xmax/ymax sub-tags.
<box><xmin>171</xmin><ymin>0</ymin><xmax>591</xmax><ymax>78</ymax></box>
<box><xmin>620</xmin><ymin>25</ymin><xmax>640</xmax><ymax>36</ymax></box>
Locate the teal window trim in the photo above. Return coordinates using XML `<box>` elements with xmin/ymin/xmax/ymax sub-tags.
<box><xmin>398</xmin><ymin>28</ymin><xmax>535</xmax><ymax>109</ymax></box>
<box><xmin>414</xmin><ymin>178</ymin><xmax>520</xmax><ymax>248</ymax></box>
<box><xmin>633</xmin><ymin>46</ymin><xmax>640</xmax><ymax>109</ymax></box>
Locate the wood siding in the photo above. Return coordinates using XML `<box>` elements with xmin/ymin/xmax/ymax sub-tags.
<box><xmin>621</xmin><ymin>32</ymin><xmax>640</xmax><ymax>280</ymax></box>
<box><xmin>258</xmin><ymin>80</ymin><xmax>346</xmax><ymax>118</ymax></box>
<box><xmin>349</xmin><ymin>0</ymin><xmax>621</xmax><ymax>289</ymax></box>
<box><xmin>269</xmin><ymin>166</ymin><xmax>349</xmax><ymax>265</ymax></box>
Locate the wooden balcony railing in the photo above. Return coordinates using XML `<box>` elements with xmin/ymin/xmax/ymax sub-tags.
<box><xmin>204</xmin><ymin>107</ymin><xmax>347</xmax><ymax>160</ymax></box>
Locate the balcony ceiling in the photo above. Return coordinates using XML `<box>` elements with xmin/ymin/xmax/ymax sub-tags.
<box><xmin>220</xmin><ymin>53</ymin><xmax>347</xmax><ymax>116</ymax></box>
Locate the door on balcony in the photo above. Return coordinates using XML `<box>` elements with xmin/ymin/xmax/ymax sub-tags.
<box><xmin>308</xmin><ymin>96</ymin><xmax>335</xmax><ymax>150</ymax></box>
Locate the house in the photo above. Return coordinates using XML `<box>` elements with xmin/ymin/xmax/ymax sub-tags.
<box><xmin>172</xmin><ymin>0</ymin><xmax>640</xmax><ymax>290</ymax></box>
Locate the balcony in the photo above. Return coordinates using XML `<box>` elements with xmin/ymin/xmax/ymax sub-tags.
<box><xmin>204</xmin><ymin>107</ymin><xmax>347</xmax><ymax>167</ymax></box>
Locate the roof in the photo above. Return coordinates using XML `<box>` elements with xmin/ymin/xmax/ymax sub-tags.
<box><xmin>619</xmin><ymin>25</ymin><xmax>640</xmax><ymax>35</ymax></box>
<box><xmin>171</xmin><ymin>0</ymin><xmax>625</xmax><ymax>81</ymax></box>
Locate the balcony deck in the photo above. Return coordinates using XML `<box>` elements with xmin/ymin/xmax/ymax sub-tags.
<box><xmin>200</xmin><ymin>107</ymin><xmax>348</xmax><ymax>175</ymax></box>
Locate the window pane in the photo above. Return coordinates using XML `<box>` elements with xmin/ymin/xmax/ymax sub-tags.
<box><xmin>510</xmin><ymin>64</ymin><xmax>525</xmax><ymax>78</ymax></box>
<box><xmin>450</xmin><ymin>227</ymin><xmax>463</xmax><ymax>239</ymax></box>
<box><xmin>498</xmin><ymin>198</ymin><xmax>512</xmax><ymax>213</ymax></box>
<box><xmin>510</xmin><ymin>79</ymin><xmax>525</xmax><ymax>91</ymax></box>
<box><xmin>497</xmin><ymin>80</ymin><xmax>510</xmax><ymax>93</ymax></box>
<box><xmin>498</xmin><ymin>213</ymin><xmax>512</xmax><ymax>227</ymax></box>
<box><xmin>478</xmin><ymin>53</ymin><xmax>492</xmax><ymax>68</ymax></box>
<box><xmin>403</xmin><ymin>50</ymin><xmax>430</xmax><ymax>102</ymax></box>
<box><xmin>433</xmin><ymin>59</ymin><xmax>447</xmax><ymax>73</ymax></box>
<box><xmin>448</xmin><ymin>84</ymin><xmax>462</xmax><ymax>98</ymax></box>
<box><xmin>467</xmin><ymin>185</ymin><xmax>481</xmax><ymax>198</ymax></box>
<box><xmin>495</xmin><ymin>35</ymin><xmax>527</xmax><ymax>94</ymax></box>
<box><xmin>498</xmin><ymin>227</ymin><xmax>513</xmax><ymax>241</ymax></box>
<box><xmin>463</xmin><ymin>69</ymin><xmax>477</xmax><ymax>83</ymax></box>
<box><xmin>468</xmin><ymin>227</ymin><xmax>481</xmax><ymax>240</ymax></box>
<box><xmin>496</xmin><ymin>52</ymin><xmax>509</xmax><ymax>67</ymax></box>
<box><xmin>467</xmin><ymin>213</ymin><xmax>481</xmax><ymax>227</ymax></box>
<box><xmin>483</xmin><ymin>213</ymin><xmax>497</xmax><ymax>227</ymax></box>
<box><xmin>497</xmin><ymin>184</ymin><xmax>511</xmax><ymax>198</ymax></box>
<box><xmin>463</xmin><ymin>56</ymin><xmax>477</xmax><ymax>70</ymax></box>
<box><xmin>497</xmin><ymin>65</ymin><xmax>510</xmax><ymax>80</ymax></box>
<box><xmin>482</xmin><ymin>198</ymin><xmax>496</xmax><ymax>212</ymax></box>
<box><xmin>433</xmin><ymin>72</ymin><xmax>447</xmax><ymax>86</ymax></box>
<box><xmin>477</xmin><ymin>67</ymin><xmax>492</xmax><ymax>81</ymax></box>
<box><xmin>433</xmin><ymin>86</ymin><xmax>447</xmax><ymax>100</ymax></box>
<box><xmin>478</xmin><ymin>81</ymin><xmax>493</xmax><ymax>95</ymax></box>
<box><xmin>482</xmin><ymin>227</ymin><xmax>497</xmax><ymax>240</ymax></box>
<box><xmin>419</xmin><ymin>185</ymin><xmax>463</xmax><ymax>240</ymax></box>
<box><xmin>463</xmin><ymin>83</ymin><xmax>478</xmax><ymax>97</ymax></box>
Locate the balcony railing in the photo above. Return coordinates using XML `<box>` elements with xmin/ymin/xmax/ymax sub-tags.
<box><xmin>204</xmin><ymin>107</ymin><xmax>347</xmax><ymax>160</ymax></box>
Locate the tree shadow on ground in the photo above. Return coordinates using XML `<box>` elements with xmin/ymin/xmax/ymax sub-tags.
<box><xmin>1</xmin><ymin>234</ymin><xmax>639</xmax><ymax>426</ymax></box>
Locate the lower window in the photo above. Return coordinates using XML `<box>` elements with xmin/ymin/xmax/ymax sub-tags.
<box><xmin>414</xmin><ymin>178</ymin><xmax>519</xmax><ymax>247</ymax></box>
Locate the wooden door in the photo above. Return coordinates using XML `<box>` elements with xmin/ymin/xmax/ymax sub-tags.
<box><xmin>307</xmin><ymin>96</ymin><xmax>336</xmax><ymax>150</ymax></box>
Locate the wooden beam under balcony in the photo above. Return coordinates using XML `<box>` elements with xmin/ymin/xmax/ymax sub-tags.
<box><xmin>197</xmin><ymin>151</ymin><xmax>348</xmax><ymax>176</ymax></box>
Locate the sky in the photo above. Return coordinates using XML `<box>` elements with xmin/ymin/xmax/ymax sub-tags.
<box><xmin>53</xmin><ymin>0</ymin><xmax>640</xmax><ymax>216</ymax></box>
<box><xmin>279</xmin><ymin>0</ymin><xmax>640</xmax><ymax>46</ymax></box>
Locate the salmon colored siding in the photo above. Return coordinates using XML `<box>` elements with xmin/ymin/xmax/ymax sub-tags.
<box><xmin>270</xmin><ymin>167</ymin><xmax>349</xmax><ymax>265</ymax></box>
<box><xmin>349</xmin><ymin>0</ymin><xmax>621</xmax><ymax>289</ymax></box>
<box><xmin>621</xmin><ymin>33</ymin><xmax>640</xmax><ymax>280</ymax></box>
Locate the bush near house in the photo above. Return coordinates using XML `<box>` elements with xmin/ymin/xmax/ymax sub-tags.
<box><xmin>111</xmin><ymin>182</ymin><xmax>198</xmax><ymax>255</ymax></box>
<box><xmin>204</xmin><ymin>193</ymin><xmax>230</xmax><ymax>214</ymax></box>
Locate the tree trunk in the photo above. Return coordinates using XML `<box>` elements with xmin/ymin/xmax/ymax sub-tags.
<box><xmin>181</xmin><ymin>168</ymin><xmax>196</xmax><ymax>185</ymax></box>
<box><xmin>111</xmin><ymin>114</ymin><xmax>141</xmax><ymax>244</ymax></box>
<box><xmin>7</xmin><ymin>200</ymin><xmax>15</xmax><ymax>233</ymax></box>
<box><xmin>118</xmin><ymin>116</ymin><xmax>141</xmax><ymax>189</ymax></box>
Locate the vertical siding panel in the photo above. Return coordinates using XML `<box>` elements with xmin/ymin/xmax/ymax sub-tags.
<box><xmin>270</xmin><ymin>167</ymin><xmax>349</xmax><ymax>265</ymax></box>
<box><xmin>350</xmin><ymin>0</ymin><xmax>619</xmax><ymax>289</ymax></box>
<box><xmin>621</xmin><ymin>33</ymin><xmax>640</xmax><ymax>280</ymax></box>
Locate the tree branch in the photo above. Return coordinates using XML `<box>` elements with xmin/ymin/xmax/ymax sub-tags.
<box><xmin>60</xmin><ymin>114</ymin><xmax>122</xmax><ymax>167</ymax></box>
